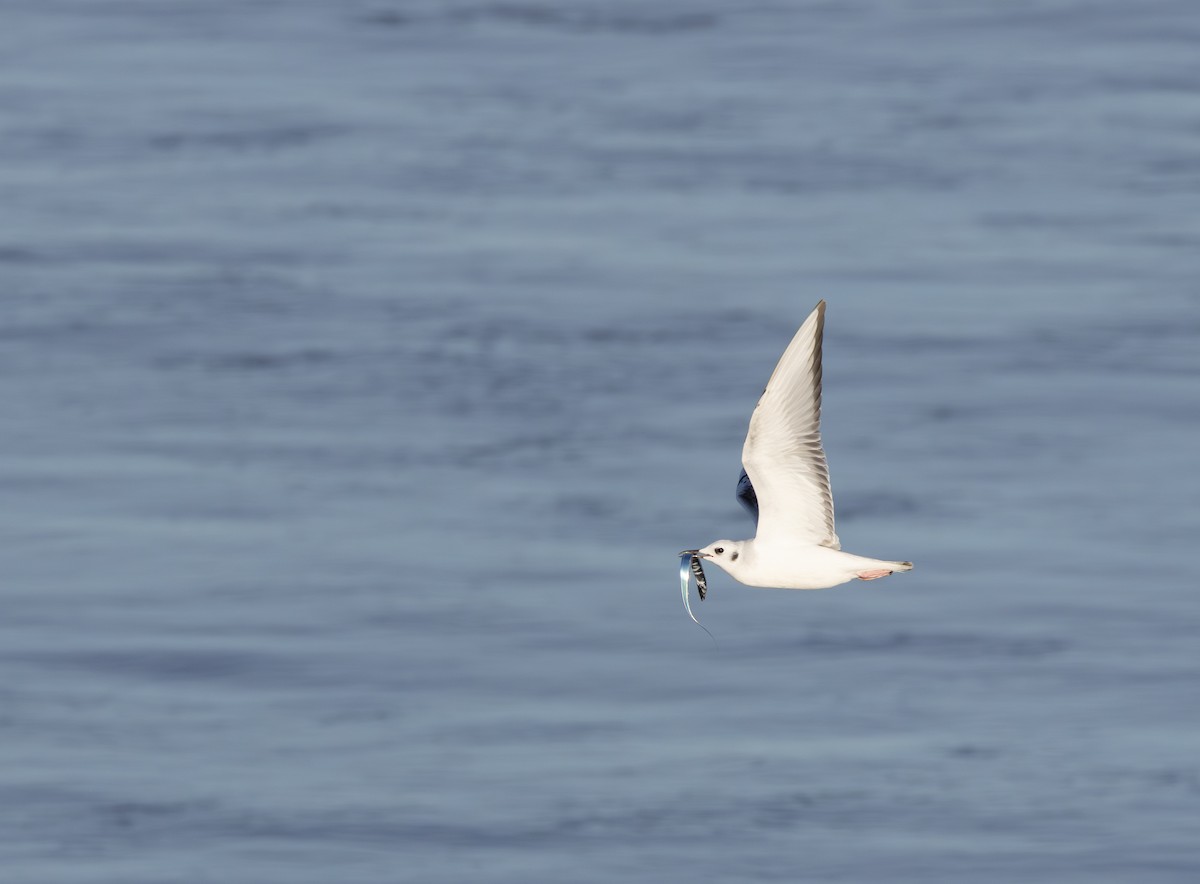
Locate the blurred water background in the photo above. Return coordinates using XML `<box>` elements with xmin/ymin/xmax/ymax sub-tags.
<box><xmin>2</xmin><ymin>1</ymin><xmax>1199</xmax><ymax>881</ymax></box>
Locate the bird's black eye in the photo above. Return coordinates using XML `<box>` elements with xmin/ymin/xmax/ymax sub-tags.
<box><xmin>714</xmin><ymin>547</ymin><xmax>724</xmax><ymax>555</ymax></box>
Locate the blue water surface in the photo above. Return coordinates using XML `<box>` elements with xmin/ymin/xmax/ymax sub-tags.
<box><xmin>2</xmin><ymin>2</ymin><xmax>1198</xmax><ymax>881</ymax></box>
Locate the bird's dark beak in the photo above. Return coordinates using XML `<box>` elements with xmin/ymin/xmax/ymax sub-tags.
<box><xmin>679</xmin><ymin>549</ymin><xmax>710</xmax><ymax>559</ymax></box>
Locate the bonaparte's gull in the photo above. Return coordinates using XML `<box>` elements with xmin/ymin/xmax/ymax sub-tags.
<box><xmin>681</xmin><ymin>300</ymin><xmax>911</xmax><ymax>616</ymax></box>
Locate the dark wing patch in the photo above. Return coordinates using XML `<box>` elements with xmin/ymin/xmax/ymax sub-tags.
<box><xmin>736</xmin><ymin>468</ymin><xmax>759</xmax><ymax>526</ymax></box>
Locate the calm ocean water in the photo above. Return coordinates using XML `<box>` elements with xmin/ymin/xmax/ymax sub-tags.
<box><xmin>2</xmin><ymin>1</ymin><xmax>1199</xmax><ymax>881</ymax></box>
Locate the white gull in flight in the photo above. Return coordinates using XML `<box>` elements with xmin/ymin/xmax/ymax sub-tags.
<box><xmin>681</xmin><ymin>300</ymin><xmax>911</xmax><ymax>624</ymax></box>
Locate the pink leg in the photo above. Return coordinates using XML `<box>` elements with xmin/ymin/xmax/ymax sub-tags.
<box><xmin>856</xmin><ymin>569</ymin><xmax>893</xmax><ymax>581</ymax></box>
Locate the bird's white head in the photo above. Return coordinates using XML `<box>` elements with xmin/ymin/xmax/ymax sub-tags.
<box><xmin>697</xmin><ymin>540</ymin><xmax>746</xmax><ymax>575</ymax></box>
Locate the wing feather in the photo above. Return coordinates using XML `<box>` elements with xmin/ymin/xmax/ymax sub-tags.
<box><xmin>735</xmin><ymin>468</ymin><xmax>759</xmax><ymax>526</ymax></box>
<box><xmin>740</xmin><ymin>300</ymin><xmax>839</xmax><ymax>549</ymax></box>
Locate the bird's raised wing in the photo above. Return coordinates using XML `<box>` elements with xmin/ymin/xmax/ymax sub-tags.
<box><xmin>740</xmin><ymin>300</ymin><xmax>839</xmax><ymax>550</ymax></box>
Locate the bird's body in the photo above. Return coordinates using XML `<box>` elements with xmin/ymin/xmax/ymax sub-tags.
<box><xmin>684</xmin><ymin>300</ymin><xmax>911</xmax><ymax>595</ymax></box>
<box><xmin>712</xmin><ymin>539</ymin><xmax>911</xmax><ymax>590</ymax></box>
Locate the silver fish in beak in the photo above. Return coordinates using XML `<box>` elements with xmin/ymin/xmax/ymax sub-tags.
<box><xmin>678</xmin><ymin>551</ymin><xmax>715</xmax><ymax>644</ymax></box>
<box><xmin>691</xmin><ymin>555</ymin><xmax>708</xmax><ymax>600</ymax></box>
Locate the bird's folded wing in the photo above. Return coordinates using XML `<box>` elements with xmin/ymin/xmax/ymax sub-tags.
<box><xmin>741</xmin><ymin>301</ymin><xmax>840</xmax><ymax>550</ymax></box>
